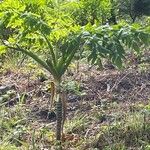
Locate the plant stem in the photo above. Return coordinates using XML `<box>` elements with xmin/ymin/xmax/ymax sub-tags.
<box><xmin>56</xmin><ymin>97</ymin><xmax>62</xmax><ymax>141</ymax></box>
<box><xmin>55</xmin><ymin>81</ymin><xmax>63</xmax><ymax>142</ymax></box>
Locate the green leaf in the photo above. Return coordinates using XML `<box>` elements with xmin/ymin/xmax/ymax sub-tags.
<box><xmin>139</xmin><ymin>32</ymin><xmax>150</xmax><ymax>46</ymax></box>
<box><xmin>97</xmin><ymin>44</ymin><xmax>110</xmax><ymax>54</ymax></box>
<box><xmin>132</xmin><ymin>41</ymin><xmax>140</xmax><ymax>53</ymax></box>
<box><xmin>115</xmin><ymin>55</ymin><xmax>122</xmax><ymax>69</ymax></box>
<box><xmin>87</xmin><ymin>41</ymin><xmax>97</xmax><ymax>64</ymax></box>
<box><xmin>0</xmin><ymin>45</ymin><xmax>7</xmax><ymax>55</ymax></box>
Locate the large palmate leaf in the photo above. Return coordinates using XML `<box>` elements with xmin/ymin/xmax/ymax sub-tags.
<box><xmin>82</xmin><ymin>23</ymin><xmax>150</xmax><ymax>68</ymax></box>
<box><xmin>0</xmin><ymin>0</ymin><xmax>81</xmax><ymax>82</ymax></box>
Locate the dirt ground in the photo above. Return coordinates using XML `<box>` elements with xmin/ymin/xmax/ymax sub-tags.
<box><xmin>1</xmin><ymin>63</ymin><xmax>150</xmax><ymax>121</ymax></box>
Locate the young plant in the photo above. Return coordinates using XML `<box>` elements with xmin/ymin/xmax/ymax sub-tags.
<box><xmin>0</xmin><ymin>0</ymin><xmax>81</xmax><ymax>143</ymax></box>
<box><xmin>0</xmin><ymin>0</ymin><xmax>150</xmax><ymax>146</ymax></box>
